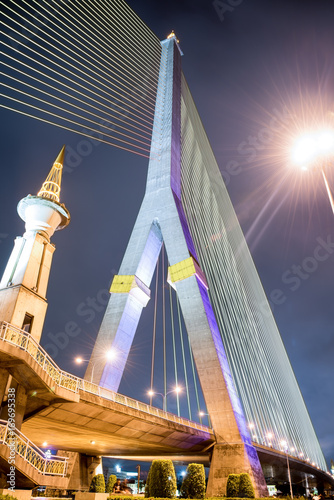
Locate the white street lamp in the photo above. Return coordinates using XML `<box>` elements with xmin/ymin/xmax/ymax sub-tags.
<box><xmin>148</xmin><ymin>386</ymin><xmax>182</xmax><ymax>411</ymax></box>
<box><xmin>292</xmin><ymin>129</ymin><xmax>334</xmax><ymax>214</ymax></box>
<box><xmin>75</xmin><ymin>349</ymin><xmax>116</xmax><ymax>383</ymax></box>
<box><xmin>199</xmin><ymin>410</ymin><xmax>212</xmax><ymax>427</ymax></box>
<box><xmin>266</xmin><ymin>432</ymin><xmax>273</xmax><ymax>447</ymax></box>
<box><xmin>280</xmin><ymin>440</ymin><xmax>293</xmax><ymax>498</ymax></box>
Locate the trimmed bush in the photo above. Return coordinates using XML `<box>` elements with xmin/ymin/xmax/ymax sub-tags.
<box><xmin>0</xmin><ymin>496</ymin><xmax>19</xmax><ymax>500</ymax></box>
<box><xmin>226</xmin><ymin>474</ymin><xmax>240</xmax><ymax>497</ymax></box>
<box><xmin>180</xmin><ymin>463</ymin><xmax>206</xmax><ymax>499</ymax></box>
<box><xmin>238</xmin><ymin>473</ymin><xmax>255</xmax><ymax>498</ymax></box>
<box><xmin>146</xmin><ymin>459</ymin><xmax>177</xmax><ymax>498</ymax></box>
<box><xmin>145</xmin><ymin>468</ymin><xmax>151</xmax><ymax>497</ymax></box>
<box><xmin>106</xmin><ymin>474</ymin><xmax>117</xmax><ymax>493</ymax></box>
<box><xmin>89</xmin><ymin>473</ymin><xmax>106</xmax><ymax>492</ymax></box>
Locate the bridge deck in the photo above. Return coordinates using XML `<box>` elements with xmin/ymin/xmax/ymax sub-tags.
<box><xmin>1</xmin><ymin>322</ymin><xmax>333</xmax><ymax>491</ymax></box>
<box><xmin>0</xmin><ymin>322</ymin><xmax>215</xmax><ymax>456</ymax></box>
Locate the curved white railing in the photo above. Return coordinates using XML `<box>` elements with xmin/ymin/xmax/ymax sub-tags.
<box><xmin>0</xmin><ymin>419</ymin><xmax>68</xmax><ymax>476</ymax></box>
<box><xmin>0</xmin><ymin>321</ymin><xmax>213</xmax><ymax>434</ymax></box>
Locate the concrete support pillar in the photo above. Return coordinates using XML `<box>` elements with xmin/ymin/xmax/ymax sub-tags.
<box><xmin>0</xmin><ymin>369</ymin><xmax>10</xmax><ymax>406</ymax></box>
<box><xmin>206</xmin><ymin>443</ymin><xmax>267</xmax><ymax>497</ymax></box>
<box><xmin>65</xmin><ymin>452</ymin><xmax>103</xmax><ymax>491</ymax></box>
<box><xmin>14</xmin><ymin>384</ymin><xmax>27</xmax><ymax>431</ymax></box>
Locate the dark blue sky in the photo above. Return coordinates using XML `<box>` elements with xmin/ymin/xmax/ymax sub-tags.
<box><xmin>1</xmin><ymin>0</ymin><xmax>334</xmax><ymax>466</ymax></box>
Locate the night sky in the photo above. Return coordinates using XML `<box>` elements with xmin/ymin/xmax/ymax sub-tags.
<box><xmin>1</xmin><ymin>0</ymin><xmax>334</xmax><ymax>467</ymax></box>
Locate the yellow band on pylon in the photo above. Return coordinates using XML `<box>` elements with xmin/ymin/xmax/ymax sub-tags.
<box><xmin>168</xmin><ymin>257</ymin><xmax>208</xmax><ymax>289</ymax></box>
<box><xmin>110</xmin><ymin>275</ymin><xmax>135</xmax><ymax>293</ymax></box>
<box><xmin>168</xmin><ymin>257</ymin><xmax>196</xmax><ymax>283</ymax></box>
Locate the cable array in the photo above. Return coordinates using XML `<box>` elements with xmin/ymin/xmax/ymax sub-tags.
<box><xmin>0</xmin><ymin>0</ymin><xmax>162</xmax><ymax>156</ymax></box>
<box><xmin>180</xmin><ymin>73</ymin><xmax>327</xmax><ymax>471</ymax></box>
<box><xmin>148</xmin><ymin>245</ymin><xmax>206</xmax><ymax>421</ymax></box>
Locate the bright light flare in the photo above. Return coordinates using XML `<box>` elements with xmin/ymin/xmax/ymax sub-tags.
<box><xmin>317</xmin><ymin>130</ymin><xmax>334</xmax><ymax>153</ymax></box>
<box><xmin>75</xmin><ymin>357</ymin><xmax>84</xmax><ymax>364</ymax></box>
<box><xmin>292</xmin><ymin>129</ymin><xmax>334</xmax><ymax>166</ymax></box>
<box><xmin>280</xmin><ymin>440</ymin><xmax>287</xmax><ymax>449</ymax></box>
<box><xmin>106</xmin><ymin>348</ymin><xmax>116</xmax><ymax>361</ymax></box>
<box><xmin>292</xmin><ymin>135</ymin><xmax>317</xmax><ymax>165</ymax></box>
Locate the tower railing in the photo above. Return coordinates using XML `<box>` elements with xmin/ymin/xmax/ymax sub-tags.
<box><xmin>0</xmin><ymin>321</ymin><xmax>212</xmax><ymax>433</ymax></box>
<box><xmin>0</xmin><ymin>419</ymin><xmax>68</xmax><ymax>476</ymax></box>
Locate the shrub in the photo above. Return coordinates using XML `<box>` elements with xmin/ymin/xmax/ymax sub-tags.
<box><xmin>147</xmin><ymin>459</ymin><xmax>177</xmax><ymax>498</ymax></box>
<box><xmin>238</xmin><ymin>473</ymin><xmax>255</xmax><ymax>498</ymax></box>
<box><xmin>145</xmin><ymin>469</ymin><xmax>151</xmax><ymax>497</ymax></box>
<box><xmin>0</xmin><ymin>495</ymin><xmax>19</xmax><ymax>500</ymax></box>
<box><xmin>226</xmin><ymin>474</ymin><xmax>240</xmax><ymax>497</ymax></box>
<box><xmin>89</xmin><ymin>473</ymin><xmax>106</xmax><ymax>492</ymax></box>
<box><xmin>106</xmin><ymin>474</ymin><xmax>117</xmax><ymax>493</ymax></box>
<box><xmin>180</xmin><ymin>463</ymin><xmax>206</xmax><ymax>498</ymax></box>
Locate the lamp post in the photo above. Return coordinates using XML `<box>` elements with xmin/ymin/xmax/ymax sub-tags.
<box><xmin>199</xmin><ymin>410</ymin><xmax>212</xmax><ymax>427</ymax></box>
<box><xmin>136</xmin><ymin>465</ymin><xmax>141</xmax><ymax>494</ymax></box>
<box><xmin>291</xmin><ymin>129</ymin><xmax>334</xmax><ymax>214</ymax></box>
<box><xmin>266</xmin><ymin>432</ymin><xmax>273</xmax><ymax>447</ymax></box>
<box><xmin>75</xmin><ymin>349</ymin><xmax>116</xmax><ymax>383</ymax></box>
<box><xmin>281</xmin><ymin>440</ymin><xmax>293</xmax><ymax>498</ymax></box>
<box><xmin>148</xmin><ymin>386</ymin><xmax>181</xmax><ymax>411</ymax></box>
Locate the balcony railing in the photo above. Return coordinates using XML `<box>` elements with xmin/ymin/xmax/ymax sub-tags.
<box><xmin>0</xmin><ymin>419</ymin><xmax>68</xmax><ymax>476</ymax></box>
<box><xmin>0</xmin><ymin>321</ymin><xmax>212</xmax><ymax>434</ymax></box>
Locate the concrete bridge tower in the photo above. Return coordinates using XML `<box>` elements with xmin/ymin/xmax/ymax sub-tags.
<box><xmin>87</xmin><ymin>34</ymin><xmax>268</xmax><ymax>497</ymax></box>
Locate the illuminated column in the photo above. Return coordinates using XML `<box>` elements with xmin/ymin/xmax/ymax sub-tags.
<box><xmin>0</xmin><ymin>147</ymin><xmax>70</xmax><ymax>343</ymax></box>
<box><xmin>88</xmin><ymin>35</ymin><xmax>267</xmax><ymax>497</ymax></box>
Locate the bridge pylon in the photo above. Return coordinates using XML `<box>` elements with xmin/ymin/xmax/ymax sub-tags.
<box><xmin>87</xmin><ymin>35</ymin><xmax>268</xmax><ymax>497</ymax></box>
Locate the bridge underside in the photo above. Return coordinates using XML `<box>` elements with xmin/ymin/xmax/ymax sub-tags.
<box><xmin>256</xmin><ymin>446</ymin><xmax>334</xmax><ymax>492</ymax></box>
<box><xmin>1</xmin><ymin>338</ymin><xmax>333</xmax><ymax>492</ymax></box>
<box><xmin>107</xmin><ymin>447</ymin><xmax>334</xmax><ymax>492</ymax></box>
<box><xmin>0</xmin><ymin>335</ymin><xmax>214</xmax><ymax>456</ymax></box>
<box><xmin>21</xmin><ymin>394</ymin><xmax>214</xmax><ymax>456</ymax></box>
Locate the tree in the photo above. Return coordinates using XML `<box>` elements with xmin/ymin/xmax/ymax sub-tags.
<box><xmin>226</xmin><ymin>474</ymin><xmax>240</xmax><ymax>497</ymax></box>
<box><xmin>89</xmin><ymin>474</ymin><xmax>105</xmax><ymax>493</ymax></box>
<box><xmin>106</xmin><ymin>474</ymin><xmax>117</xmax><ymax>493</ymax></box>
<box><xmin>147</xmin><ymin>459</ymin><xmax>177</xmax><ymax>498</ymax></box>
<box><xmin>180</xmin><ymin>463</ymin><xmax>206</xmax><ymax>498</ymax></box>
<box><xmin>238</xmin><ymin>473</ymin><xmax>255</xmax><ymax>498</ymax></box>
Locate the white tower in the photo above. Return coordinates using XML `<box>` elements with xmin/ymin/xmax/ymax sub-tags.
<box><xmin>0</xmin><ymin>146</ymin><xmax>70</xmax><ymax>343</ymax></box>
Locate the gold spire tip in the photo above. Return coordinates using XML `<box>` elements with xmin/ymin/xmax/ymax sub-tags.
<box><xmin>167</xmin><ymin>30</ymin><xmax>179</xmax><ymax>43</ymax></box>
<box><xmin>54</xmin><ymin>145</ymin><xmax>65</xmax><ymax>168</ymax></box>
<box><xmin>37</xmin><ymin>145</ymin><xmax>66</xmax><ymax>203</ymax></box>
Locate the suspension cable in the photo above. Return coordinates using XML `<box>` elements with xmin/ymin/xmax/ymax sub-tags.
<box><xmin>169</xmin><ymin>285</ymin><xmax>180</xmax><ymax>416</ymax></box>
<box><xmin>150</xmin><ymin>257</ymin><xmax>159</xmax><ymax>406</ymax></box>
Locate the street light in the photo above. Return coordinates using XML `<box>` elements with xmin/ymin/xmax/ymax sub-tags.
<box><xmin>291</xmin><ymin>129</ymin><xmax>334</xmax><ymax>214</ymax></box>
<box><xmin>75</xmin><ymin>349</ymin><xmax>116</xmax><ymax>382</ymax></box>
<box><xmin>280</xmin><ymin>440</ymin><xmax>293</xmax><ymax>498</ymax></box>
<box><xmin>266</xmin><ymin>432</ymin><xmax>273</xmax><ymax>447</ymax></box>
<box><xmin>199</xmin><ymin>411</ymin><xmax>212</xmax><ymax>427</ymax></box>
<box><xmin>148</xmin><ymin>386</ymin><xmax>181</xmax><ymax>411</ymax></box>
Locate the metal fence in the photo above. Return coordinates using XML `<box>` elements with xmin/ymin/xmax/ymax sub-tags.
<box><xmin>0</xmin><ymin>321</ymin><xmax>212</xmax><ymax>433</ymax></box>
<box><xmin>0</xmin><ymin>419</ymin><xmax>68</xmax><ymax>476</ymax></box>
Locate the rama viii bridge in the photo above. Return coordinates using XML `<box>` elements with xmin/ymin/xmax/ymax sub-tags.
<box><xmin>0</xmin><ymin>0</ymin><xmax>332</xmax><ymax>496</ymax></box>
